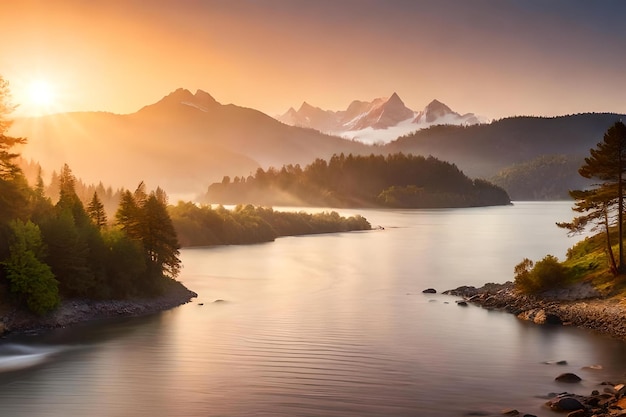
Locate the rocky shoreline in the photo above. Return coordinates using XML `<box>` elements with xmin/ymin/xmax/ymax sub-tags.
<box><xmin>444</xmin><ymin>281</ymin><xmax>626</xmax><ymax>340</ymax></box>
<box><xmin>442</xmin><ymin>282</ymin><xmax>626</xmax><ymax>416</ymax></box>
<box><xmin>0</xmin><ymin>280</ymin><xmax>197</xmax><ymax>336</ymax></box>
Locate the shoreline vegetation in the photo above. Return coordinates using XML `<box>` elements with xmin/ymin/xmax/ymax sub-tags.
<box><xmin>2</xmin><ymin>279</ymin><xmax>197</xmax><ymax>336</ymax></box>
<box><xmin>1</xmin><ymin>207</ymin><xmax>372</xmax><ymax>336</ymax></box>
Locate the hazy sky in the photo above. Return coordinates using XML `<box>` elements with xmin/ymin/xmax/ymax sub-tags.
<box><xmin>3</xmin><ymin>0</ymin><xmax>626</xmax><ymax>119</ymax></box>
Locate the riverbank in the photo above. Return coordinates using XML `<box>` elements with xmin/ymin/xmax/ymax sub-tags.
<box><xmin>0</xmin><ymin>280</ymin><xmax>197</xmax><ymax>336</ymax></box>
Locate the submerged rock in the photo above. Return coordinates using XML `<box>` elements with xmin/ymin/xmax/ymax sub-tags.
<box><xmin>555</xmin><ymin>373</ymin><xmax>582</xmax><ymax>383</ymax></box>
<box><xmin>422</xmin><ymin>288</ymin><xmax>437</xmax><ymax>294</ymax></box>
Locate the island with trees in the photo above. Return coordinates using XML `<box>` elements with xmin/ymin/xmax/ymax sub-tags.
<box><xmin>203</xmin><ymin>153</ymin><xmax>511</xmax><ymax>208</ymax></box>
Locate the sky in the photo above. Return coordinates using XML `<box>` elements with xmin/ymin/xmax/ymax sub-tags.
<box><xmin>3</xmin><ymin>0</ymin><xmax>626</xmax><ymax>119</ymax></box>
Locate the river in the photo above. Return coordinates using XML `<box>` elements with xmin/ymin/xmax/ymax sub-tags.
<box><xmin>2</xmin><ymin>202</ymin><xmax>626</xmax><ymax>417</ymax></box>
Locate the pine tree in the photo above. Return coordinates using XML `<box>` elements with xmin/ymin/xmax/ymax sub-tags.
<box><xmin>87</xmin><ymin>192</ymin><xmax>107</xmax><ymax>229</ymax></box>
<box><xmin>141</xmin><ymin>192</ymin><xmax>181</xmax><ymax>279</ymax></box>
<box><xmin>558</xmin><ymin>121</ymin><xmax>626</xmax><ymax>274</ymax></box>
<box><xmin>0</xmin><ymin>76</ymin><xmax>29</xmax><ymax>225</ymax></box>
<box><xmin>114</xmin><ymin>184</ymin><xmax>181</xmax><ymax>293</ymax></box>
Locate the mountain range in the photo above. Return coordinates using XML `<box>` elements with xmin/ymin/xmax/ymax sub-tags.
<box><xmin>9</xmin><ymin>87</ymin><xmax>626</xmax><ymax>201</ymax></box>
<box><xmin>11</xmin><ymin>88</ymin><xmax>368</xmax><ymax>198</ymax></box>
<box><xmin>277</xmin><ymin>94</ymin><xmax>483</xmax><ymax>144</ymax></box>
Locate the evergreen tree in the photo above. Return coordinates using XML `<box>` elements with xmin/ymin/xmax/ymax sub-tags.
<box><xmin>41</xmin><ymin>210</ymin><xmax>96</xmax><ymax>297</ymax></box>
<box><xmin>558</xmin><ymin>121</ymin><xmax>626</xmax><ymax>274</ymax></box>
<box><xmin>116</xmin><ymin>190</ymin><xmax>141</xmax><ymax>239</ymax></box>
<box><xmin>57</xmin><ymin>164</ymin><xmax>90</xmax><ymax>226</ymax></box>
<box><xmin>0</xmin><ymin>77</ymin><xmax>29</xmax><ymax>225</ymax></box>
<box><xmin>87</xmin><ymin>192</ymin><xmax>107</xmax><ymax>229</ymax></box>
<box><xmin>141</xmin><ymin>193</ymin><xmax>181</xmax><ymax>280</ymax></box>
<box><xmin>114</xmin><ymin>184</ymin><xmax>181</xmax><ymax>293</ymax></box>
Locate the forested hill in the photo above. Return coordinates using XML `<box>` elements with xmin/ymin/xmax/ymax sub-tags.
<box><xmin>386</xmin><ymin>113</ymin><xmax>626</xmax><ymax>181</ymax></box>
<box><xmin>202</xmin><ymin>153</ymin><xmax>510</xmax><ymax>208</ymax></box>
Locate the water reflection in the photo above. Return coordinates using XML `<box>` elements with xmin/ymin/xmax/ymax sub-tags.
<box><xmin>0</xmin><ymin>203</ymin><xmax>621</xmax><ymax>417</ymax></box>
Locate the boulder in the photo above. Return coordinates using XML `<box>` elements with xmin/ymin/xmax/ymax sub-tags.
<box><xmin>547</xmin><ymin>396</ymin><xmax>585</xmax><ymax>411</ymax></box>
<box><xmin>422</xmin><ymin>288</ymin><xmax>437</xmax><ymax>294</ymax></box>
<box><xmin>555</xmin><ymin>373</ymin><xmax>582</xmax><ymax>383</ymax></box>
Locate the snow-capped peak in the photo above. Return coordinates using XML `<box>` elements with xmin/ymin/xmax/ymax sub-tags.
<box><xmin>276</xmin><ymin>94</ymin><xmax>484</xmax><ymax>144</ymax></box>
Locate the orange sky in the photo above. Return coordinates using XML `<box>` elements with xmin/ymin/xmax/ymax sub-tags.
<box><xmin>3</xmin><ymin>0</ymin><xmax>626</xmax><ymax>119</ymax></box>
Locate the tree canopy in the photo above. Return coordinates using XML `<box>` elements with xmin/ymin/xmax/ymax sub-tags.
<box><xmin>203</xmin><ymin>153</ymin><xmax>510</xmax><ymax>208</ymax></box>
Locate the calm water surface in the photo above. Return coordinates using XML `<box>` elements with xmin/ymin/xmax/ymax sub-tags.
<box><xmin>2</xmin><ymin>202</ymin><xmax>626</xmax><ymax>417</ymax></box>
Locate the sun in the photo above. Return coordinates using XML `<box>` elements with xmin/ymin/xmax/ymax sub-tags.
<box><xmin>27</xmin><ymin>79</ymin><xmax>57</xmax><ymax>107</ymax></box>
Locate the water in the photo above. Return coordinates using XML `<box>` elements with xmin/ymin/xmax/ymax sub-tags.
<box><xmin>2</xmin><ymin>202</ymin><xmax>626</xmax><ymax>417</ymax></box>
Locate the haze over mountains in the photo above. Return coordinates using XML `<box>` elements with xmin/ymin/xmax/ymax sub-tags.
<box><xmin>11</xmin><ymin>88</ymin><xmax>368</xmax><ymax>197</ymax></box>
<box><xmin>278</xmin><ymin>93</ymin><xmax>483</xmax><ymax>144</ymax></box>
<box><xmin>9</xmin><ymin>87</ymin><xmax>626</xmax><ymax>201</ymax></box>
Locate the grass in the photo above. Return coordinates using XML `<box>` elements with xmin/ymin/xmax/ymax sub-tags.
<box><xmin>561</xmin><ymin>229</ymin><xmax>626</xmax><ymax>297</ymax></box>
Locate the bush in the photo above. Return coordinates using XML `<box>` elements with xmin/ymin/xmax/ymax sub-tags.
<box><xmin>514</xmin><ymin>255</ymin><xmax>570</xmax><ymax>294</ymax></box>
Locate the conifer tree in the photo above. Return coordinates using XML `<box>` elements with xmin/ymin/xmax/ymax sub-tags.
<box><xmin>115</xmin><ymin>184</ymin><xmax>181</xmax><ymax>292</ymax></box>
<box><xmin>0</xmin><ymin>76</ymin><xmax>29</xmax><ymax>225</ymax></box>
<box><xmin>558</xmin><ymin>121</ymin><xmax>626</xmax><ymax>274</ymax></box>
<box><xmin>87</xmin><ymin>192</ymin><xmax>107</xmax><ymax>229</ymax></box>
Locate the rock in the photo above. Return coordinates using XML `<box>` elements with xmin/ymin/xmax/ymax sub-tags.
<box><xmin>555</xmin><ymin>373</ymin><xmax>582</xmax><ymax>383</ymax></box>
<box><xmin>543</xmin><ymin>360</ymin><xmax>568</xmax><ymax>365</ymax></box>
<box><xmin>544</xmin><ymin>313</ymin><xmax>563</xmax><ymax>325</ymax></box>
<box><xmin>0</xmin><ymin>321</ymin><xmax>5</xmax><ymax>336</ymax></box>
<box><xmin>456</xmin><ymin>300</ymin><xmax>468</xmax><ymax>306</ymax></box>
<box><xmin>582</xmin><ymin>364</ymin><xmax>603</xmax><ymax>370</ymax></box>
<box><xmin>500</xmin><ymin>408</ymin><xmax>519</xmax><ymax>415</ymax></box>
<box><xmin>548</xmin><ymin>396</ymin><xmax>585</xmax><ymax>411</ymax></box>
<box><xmin>566</xmin><ymin>409</ymin><xmax>586</xmax><ymax>417</ymax></box>
<box><xmin>422</xmin><ymin>288</ymin><xmax>437</xmax><ymax>294</ymax></box>
<box><xmin>198</xmin><ymin>303</ymin><xmax>204</xmax><ymax>306</ymax></box>
<box><xmin>214</xmin><ymin>299</ymin><xmax>225</xmax><ymax>303</ymax></box>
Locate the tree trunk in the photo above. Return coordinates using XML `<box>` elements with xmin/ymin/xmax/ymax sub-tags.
<box><xmin>619</xmin><ymin>141</ymin><xmax>624</xmax><ymax>272</ymax></box>
<box><xmin>604</xmin><ymin>208</ymin><xmax>619</xmax><ymax>275</ymax></box>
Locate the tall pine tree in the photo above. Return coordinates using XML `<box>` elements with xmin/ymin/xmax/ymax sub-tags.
<box><xmin>558</xmin><ymin>121</ymin><xmax>626</xmax><ymax>274</ymax></box>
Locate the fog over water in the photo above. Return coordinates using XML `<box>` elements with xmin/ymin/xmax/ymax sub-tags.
<box><xmin>1</xmin><ymin>202</ymin><xmax>625</xmax><ymax>417</ymax></box>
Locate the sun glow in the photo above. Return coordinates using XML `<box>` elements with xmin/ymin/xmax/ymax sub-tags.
<box><xmin>27</xmin><ymin>79</ymin><xmax>57</xmax><ymax>108</ymax></box>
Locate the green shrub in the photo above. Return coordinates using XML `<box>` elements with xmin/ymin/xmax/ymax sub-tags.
<box><xmin>514</xmin><ymin>255</ymin><xmax>570</xmax><ymax>294</ymax></box>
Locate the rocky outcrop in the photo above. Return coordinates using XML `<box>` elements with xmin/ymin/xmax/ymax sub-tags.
<box><xmin>444</xmin><ymin>282</ymin><xmax>626</xmax><ymax>340</ymax></box>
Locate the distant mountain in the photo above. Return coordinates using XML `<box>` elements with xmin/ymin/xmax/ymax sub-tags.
<box><xmin>277</xmin><ymin>94</ymin><xmax>483</xmax><ymax>144</ymax></box>
<box><xmin>10</xmin><ymin>88</ymin><xmax>368</xmax><ymax>198</ymax></box>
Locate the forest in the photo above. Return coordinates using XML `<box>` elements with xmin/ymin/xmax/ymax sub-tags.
<box><xmin>169</xmin><ymin>203</ymin><xmax>371</xmax><ymax>247</ymax></box>
<box><xmin>0</xmin><ymin>77</ymin><xmax>375</xmax><ymax>317</ymax></box>
<box><xmin>203</xmin><ymin>153</ymin><xmax>510</xmax><ymax>208</ymax></box>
